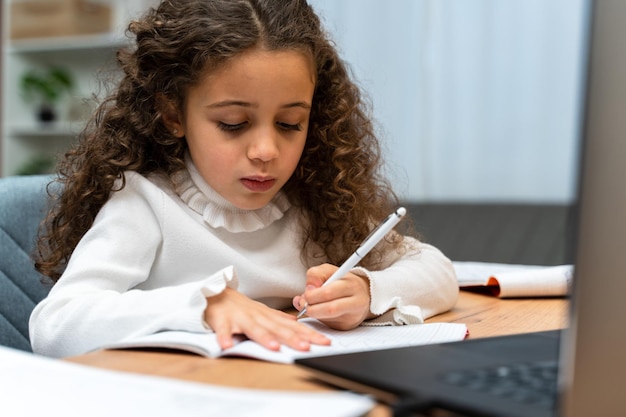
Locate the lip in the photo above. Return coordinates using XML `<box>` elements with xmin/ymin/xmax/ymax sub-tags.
<box><xmin>240</xmin><ymin>176</ymin><xmax>276</xmax><ymax>192</ymax></box>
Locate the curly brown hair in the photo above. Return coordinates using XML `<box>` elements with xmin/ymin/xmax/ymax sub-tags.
<box><xmin>35</xmin><ymin>0</ymin><xmax>404</xmax><ymax>282</ymax></box>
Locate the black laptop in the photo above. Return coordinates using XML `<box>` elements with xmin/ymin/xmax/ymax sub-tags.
<box><xmin>296</xmin><ymin>1</ymin><xmax>626</xmax><ymax>416</ymax></box>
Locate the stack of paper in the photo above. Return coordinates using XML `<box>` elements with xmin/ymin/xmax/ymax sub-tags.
<box><xmin>0</xmin><ymin>346</ymin><xmax>374</xmax><ymax>417</ymax></box>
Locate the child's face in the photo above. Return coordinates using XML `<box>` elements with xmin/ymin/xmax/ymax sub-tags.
<box><xmin>178</xmin><ymin>48</ymin><xmax>315</xmax><ymax>210</ymax></box>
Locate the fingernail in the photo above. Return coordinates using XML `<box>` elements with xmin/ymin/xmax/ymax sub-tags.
<box><xmin>268</xmin><ymin>340</ymin><xmax>280</xmax><ymax>350</ymax></box>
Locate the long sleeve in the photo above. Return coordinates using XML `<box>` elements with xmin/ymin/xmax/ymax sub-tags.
<box><xmin>29</xmin><ymin>171</ymin><xmax>311</xmax><ymax>358</ymax></box>
<box><xmin>354</xmin><ymin>237</ymin><xmax>458</xmax><ymax>326</ymax></box>
<box><xmin>29</xmin><ymin>175</ymin><xmax>237</xmax><ymax>358</ymax></box>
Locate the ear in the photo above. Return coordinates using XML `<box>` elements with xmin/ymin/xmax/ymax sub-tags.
<box><xmin>157</xmin><ymin>93</ymin><xmax>185</xmax><ymax>137</ymax></box>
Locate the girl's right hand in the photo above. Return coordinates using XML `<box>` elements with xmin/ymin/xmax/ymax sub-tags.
<box><xmin>203</xmin><ymin>287</ymin><xmax>331</xmax><ymax>351</ymax></box>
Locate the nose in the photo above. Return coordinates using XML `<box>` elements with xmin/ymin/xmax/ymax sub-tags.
<box><xmin>247</xmin><ymin>129</ymin><xmax>279</xmax><ymax>163</ymax></box>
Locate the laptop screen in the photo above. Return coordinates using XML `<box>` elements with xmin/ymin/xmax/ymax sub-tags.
<box><xmin>558</xmin><ymin>1</ymin><xmax>626</xmax><ymax>416</ymax></box>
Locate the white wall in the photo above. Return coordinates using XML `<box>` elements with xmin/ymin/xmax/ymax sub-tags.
<box><xmin>308</xmin><ymin>0</ymin><xmax>588</xmax><ymax>203</ymax></box>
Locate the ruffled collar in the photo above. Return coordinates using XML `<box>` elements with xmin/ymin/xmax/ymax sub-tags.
<box><xmin>172</xmin><ymin>157</ymin><xmax>291</xmax><ymax>233</ymax></box>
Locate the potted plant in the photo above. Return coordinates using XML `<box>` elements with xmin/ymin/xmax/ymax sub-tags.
<box><xmin>15</xmin><ymin>154</ymin><xmax>56</xmax><ymax>176</ymax></box>
<box><xmin>20</xmin><ymin>66</ymin><xmax>74</xmax><ymax>123</ymax></box>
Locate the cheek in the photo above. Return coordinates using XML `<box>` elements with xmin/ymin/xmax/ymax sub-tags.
<box><xmin>187</xmin><ymin>139</ymin><xmax>237</xmax><ymax>180</ymax></box>
<box><xmin>192</xmin><ymin>153</ymin><xmax>234</xmax><ymax>193</ymax></box>
<box><xmin>186</xmin><ymin>125</ymin><xmax>235</xmax><ymax>163</ymax></box>
<box><xmin>200</xmin><ymin>148</ymin><xmax>237</xmax><ymax>173</ymax></box>
<box><xmin>287</xmin><ymin>139</ymin><xmax>307</xmax><ymax>170</ymax></box>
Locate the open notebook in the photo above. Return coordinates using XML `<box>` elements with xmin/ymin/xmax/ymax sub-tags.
<box><xmin>101</xmin><ymin>318</ymin><xmax>468</xmax><ymax>364</ymax></box>
<box><xmin>296</xmin><ymin>1</ymin><xmax>626</xmax><ymax>416</ymax></box>
<box><xmin>453</xmin><ymin>261</ymin><xmax>573</xmax><ymax>298</ymax></box>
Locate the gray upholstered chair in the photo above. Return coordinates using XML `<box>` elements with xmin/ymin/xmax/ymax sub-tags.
<box><xmin>0</xmin><ymin>175</ymin><xmax>54</xmax><ymax>351</ymax></box>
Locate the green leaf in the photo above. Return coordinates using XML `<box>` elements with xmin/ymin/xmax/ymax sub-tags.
<box><xmin>19</xmin><ymin>66</ymin><xmax>74</xmax><ymax>104</ymax></box>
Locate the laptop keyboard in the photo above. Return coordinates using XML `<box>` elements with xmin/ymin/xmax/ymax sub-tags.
<box><xmin>441</xmin><ymin>360</ymin><xmax>558</xmax><ymax>409</ymax></box>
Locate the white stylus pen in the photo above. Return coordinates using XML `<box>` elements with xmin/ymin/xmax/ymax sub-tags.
<box><xmin>297</xmin><ymin>207</ymin><xmax>407</xmax><ymax>319</ymax></box>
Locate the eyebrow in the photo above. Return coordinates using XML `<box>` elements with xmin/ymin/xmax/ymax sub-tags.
<box><xmin>207</xmin><ymin>100</ymin><xmax>311</xmax><ymax>110</ymax></box>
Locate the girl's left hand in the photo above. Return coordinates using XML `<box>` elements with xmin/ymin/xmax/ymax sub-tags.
<box><xmin>292</xmin><ymin>263</ymin><xmax>374</xmax><ymax>330</ymax></box>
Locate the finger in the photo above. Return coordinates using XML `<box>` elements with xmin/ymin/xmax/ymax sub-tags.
<box><xmin>236</xmin><ymin>310</ymin><xmax>309</xmax><ymax>351</ymax></box>
<box><xmin>306</xmin><ymin>263</ymin><xmax>338</xmax><ymax>287</ymax></box>
<box><xmin>303</xmin><ymin>279</ymin><xmax>353</xmax><ymax>306</ymax></box>
<box><xmin>305</xmin><ymin>329</ymin><xmax>332</xmax><ymax>346</ymax></box>
<box><xmin>286</xmin><ymin>323</ymin><xmax>331</xmax><ymax>349</ymax></box>
<box><xmin>313</xmin><ymin>299</ymin><xmax>369</xmax><ymax>331</ymax></box>
<box><xmin>292</xmin><ymin>294</ymin><xmax>306</xmax><ymax>311</ymax></box>
<box><xmin>244</xmin><ymin>323</ymin><xmax>282</xmax><ymax>351</ymax></box>
<box><xmin>302</xmin><ymin>295</ymin><xmax>347</xmax><ymax>319</ymax></box>
<box><xmin>212</xmin><ymin>321</ymin><xmax>235</xmax><ymax>350</ymax></box>
<box><xmin>259</xmin><ymin>314</ymin><xmax>331</xmax><ymax>350</ymax></box>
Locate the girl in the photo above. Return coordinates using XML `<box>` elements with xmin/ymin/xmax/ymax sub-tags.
<box><xmin>29</xmin><ymin>0</ymin><xmax>458</xmax><ymax>358</ymax></box>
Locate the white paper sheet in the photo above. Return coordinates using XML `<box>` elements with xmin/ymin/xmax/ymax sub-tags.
<box><xmin>0</xmin><ymin>346</ymin><xmax>374</xmax><ymax>417</ymax></box>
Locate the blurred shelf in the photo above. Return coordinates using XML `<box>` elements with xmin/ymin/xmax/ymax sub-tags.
<box><xmin>9</xmin><ymin>123</ymin><xmax>82</xmax><ymax>138</ymax></box>
<box><xmin>8</xmin><ymin>33</ymin><xmax>129</xmax><ymax>54</ymax></box>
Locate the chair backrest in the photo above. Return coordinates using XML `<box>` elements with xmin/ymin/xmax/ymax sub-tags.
<box><xmin>0</xmin><ymin>175</ymin><xmax>54</xmax><ymax>351</ymax></box>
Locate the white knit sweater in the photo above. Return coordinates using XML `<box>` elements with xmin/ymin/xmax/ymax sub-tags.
<box><xmin>29</xmin><ymin>161</ymin><xmax>458</xmax><ymax>358</ymax></box>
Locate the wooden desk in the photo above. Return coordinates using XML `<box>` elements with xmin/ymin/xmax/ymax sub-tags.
<box><xmin>66</xmin><ymin>291</ymin><xmax>568</xmax><ymax>416</ymax></box>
